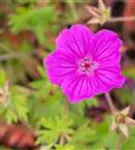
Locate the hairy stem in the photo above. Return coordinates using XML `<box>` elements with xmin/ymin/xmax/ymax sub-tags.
<box><xmin>109</xmin><ymin>16</ymin><xmax>135</xmax><ymax>23</ymax></box>
<box><xmin>105</xmin><ymin>92</ymin><xmax>116</xmax><ymax>114</ymax></box>
<box><xmin>105</xmin><ymin>93</ymin><xmax>123</xmax><ymax>149</ymax></box>
<box><xmin>88</xmin><ymin>16</ymin><xmax>135</xmax><ymax>25</ymax></box>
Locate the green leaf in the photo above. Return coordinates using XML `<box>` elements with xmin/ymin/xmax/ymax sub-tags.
<box><xmin>70</xmin><ymin>122</ymin><xmax>95</xmax><ymax>149</ymax></box>
<box><xmin>11</xmin><ymin>94</ymin><xmax>28</xmax><ymax>122</ymax></box>
<box><xmin>30</xmin><ymin>80</ymin><xmax>45</xmax><ymax>89</ymax></box>
<box><xmin>37</xmin><ymin>116</ymin><xmax>74</xmax><ymax>145</ymax></box>
<box><xmin>5</xmin><ymin>108</ymin><xmax>18</xmax><ymax>124</ymax></box>
<box><xmin>9</xmin><ymin>6</ymin><xmax>58</xmax><ymax>45</ymax></box>
<box><xmin>5</xmin><ymin>86</ymin><xmax>29</xmax><ymax>123</ymax></box>
<box><xmin>0</xmin><ymin>70</ymin><xmax>6</xmax><ymax>86</ymax></box>
<box><xmin>90</xmin><ymin>116</ymin><xmax>118</xmax><ymax>149</ymax></box>
<box><xmin>37</xmin><ymin>66</ymin><xmax>47</xmax><ymax>79</ymax></box>
<box><xmin>122</xmin><ymin>136</ymin><xmax>135</xmax><ymax>149</ymax></box>
<box><xmin>69</xmin><ymin>98</ymin><xmax>98</xmax><ymax>127</ymax></box>
<box><xmin>85</xmin><ymin>98</ymin><xmax>98</xmax><ymax>107</ymax></box>
<box><xmin>122</xmin><ymin>129</ymin><xmax>135</xmax><ymax>149</ymax></box>
<box><xmin>55</xmin><ymin>144</ymin><xmax>75</xmax><ymax>150</ymax></box>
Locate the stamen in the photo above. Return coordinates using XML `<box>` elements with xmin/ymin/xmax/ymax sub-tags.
<box><xmin>79</xmin><ymin>58</ymin><xmax>92</xmax><ymax>73</ymax></box>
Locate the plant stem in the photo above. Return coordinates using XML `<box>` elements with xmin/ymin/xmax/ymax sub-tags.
<box><xmin>0</xmin><ymin>52</ymin><xmax>33</xmax><ymax>62</ymax></box>
<box><xmin>105</xmin><ymin>92</ymin><xmax>116</xmax><ymax>114</ymax></box>
<box><xmin>116</xmin><ymin>133</ymin><xmax>124</xmax><ymax>150</ymax></box>
<box><xmin>87</xmin><ymin>16</ymin><xmax>135</xmax><ymax>25</ymax></box>
<box><xmin>109</xmin><ymin>16</ymin><xmax>135</xmax><ymax>23</ymax></box>
<box><xmin>105</xmin><ymin>93</ymin><xmax>123</xmax><ymax>149</ymax></box>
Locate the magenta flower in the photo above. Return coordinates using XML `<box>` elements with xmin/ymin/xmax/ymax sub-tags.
<box><xmin>45</xmin><ymin>24</ymin><xmax>125</xmax><ymax>103</ymax></box>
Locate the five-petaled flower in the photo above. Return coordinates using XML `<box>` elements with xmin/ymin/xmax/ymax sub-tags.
<box><xmin>44</xmin><ymin>24</ymin><xmax>125</xmax><ymax>103</ymax></box>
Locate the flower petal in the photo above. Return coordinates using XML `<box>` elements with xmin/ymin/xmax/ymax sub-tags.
<box><xmin>95</xmin><ymin>66</ymin><xmax>125</xmax><ymax>92</ymax></box>
<box><xmin>126</xmin><ymin>117</ymin><xmax>135</xmax><ymax>126</ymax></box>
<box><xmin>45</xmin><ymin>50</ymin><xmax>78</xmax><ymax>85</ymax></box>
<box><xmin>90</xmin><ymin>29</ymin><xmax>122</xmax><ymax>67</ymax></box>
<box><xmin>61</xmin><ymin>74</ymin><xmax>99</xmax><ymax>103</ymax></box>
<box><xmin>119</xmin><ymin>124</ymin><xmax>129</xmax><ymax>137</ymax></box>
<box><xmin>56</xmin><ymin>24</ymin><xmax>94</xmax><ymax>58</ymax></box>
<box><xmin>121</xmin><ymin>107</ymin><xmax>130</xmax><ymax>116</ymax></box>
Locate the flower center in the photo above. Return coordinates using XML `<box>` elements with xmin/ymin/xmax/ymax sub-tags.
<box><xmin>79</xmin><ymin>58</ymin><xmax>92</xmax><ymax>73</ymax></box>
<box><xmin>116</xmin><ymin>114</ymin><xmax>126</xmax><ymax>124</ymax></box>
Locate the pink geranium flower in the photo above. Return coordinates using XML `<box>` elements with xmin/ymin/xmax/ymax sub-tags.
<box><xmin>44</xmin><ymin>24</ymin><xmax>125</xmax><ymax>103</ymax></box>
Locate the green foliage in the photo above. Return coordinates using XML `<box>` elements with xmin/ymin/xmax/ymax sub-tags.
<box><xmin>9</xmin><ymin>5</ymin><xmax>58</xmax><ymax>45</ymax></box>
<box><xmin>55</xmin><ymin>144</ymin><xmax>75</xmax><ymax>150</ymax></box>
<box><xmin>0</xmin><ymin>70</ymin><xmax>6</xmax><ymax>86</ymax></box>
<box><xmin>115</xmin><ymin>88</ymin><xmax>134</xmax><ymax>104</ymax></box>
<box><xmin>0</xmin><ymin>82</ymin><xmax>29</xmax><ymax>124</ymax></box>
<box><xmin>37</xmin><ymin>116</ymin><xmax>74</xmax><ymax>145</ymax></box>
<box><xmin>0</xmin><ymin>70</ymin><xmax>121</xmax><ymax>149</ymax></box>
<box><xmin>73</xmin><ymin>0</ymin><xmax>85</xmax><ymax>3</ymax></box>
<box><xmin>120</xmin><ymin>129</ymin><xmax>135</xmax><ymax>149</ymax></box>
<box><xmin>4</xmin><ymin>107</ymin><xmax>18</xmax><ymax>123</ymax></box>
<box><xmin>122</xmin><ymin>136</ymin><xmax>135</xmax><ymax>150</ymax></box>
<box><xmin>90</xmin><ymin>117</ymin><xmax>118</xmax><ymax>150</ymax></box>
<box><xmin>0</xmin><ymin>39</ymin><xmax>37</xmax><ymax>83</ymax></box>
<box><xmin>69</xmin><ymin>98</ymin><xmax>98</xmax><ymax>126</ymax></box>
<box><xmin>29</xmin><ymin>67</ymin><xmax>64</xmax><ymax>122</ymax></box>
<box><xmin>123</xmin><ymin>67</ymin><xmax>135</xmax><ymax>79</ymax></box>
<box><xmin>10</xmin><ymin>86</ymin><xmax>29</xmax><ymax>121</ymax></box>
<box><xmin>70</xmin><ymin>122</ymin><xmax>95</xmax><ymax>149</ymax></box>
